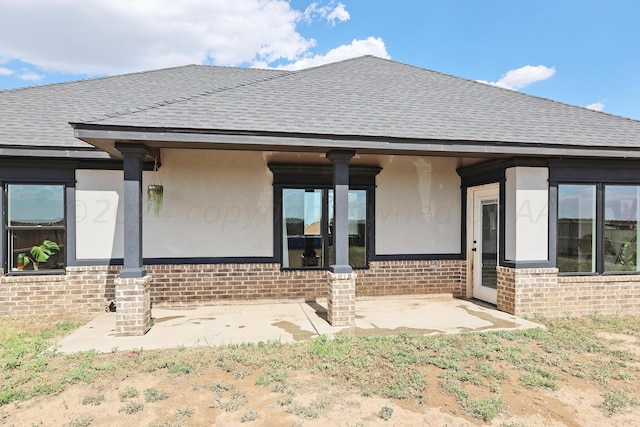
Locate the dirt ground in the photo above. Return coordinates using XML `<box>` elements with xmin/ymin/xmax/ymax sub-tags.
<box><xmin>2</xmin><ymin>337</ymin><xmax>640</xmax><ymax>427</ymax></box>
<box><xmin>2</xmin><ymin>322</ymin><xmax>640</xmax><ymax>427</ymax></box>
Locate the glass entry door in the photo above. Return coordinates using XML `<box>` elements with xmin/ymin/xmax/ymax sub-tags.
<box><xmin>471</xmin><ymin>186</ymin><xmax>499</xmax><ymax>304</ymax></box>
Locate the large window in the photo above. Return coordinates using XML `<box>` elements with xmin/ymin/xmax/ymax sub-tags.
<box><xmin>270</xmin><ymin>164</ymin><xmax>380</xmax><ymax>270</ymax></box>
<box><xmin>6</xmin><ymin>184</ymin><xmax>65</xmax><ymax>273</ymax></box>
<box><xmin>558</xmin><ymin>184</ymin><xmax>639</xmax><ymax>274</ymax></box>
<box><xmin>281</xmin><ymin>188</ymin><xmax>367</xmax><ymax>269</ymax></box>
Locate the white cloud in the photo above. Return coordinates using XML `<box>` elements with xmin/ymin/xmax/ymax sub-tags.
<box><xmin>302</xmin><ymin>2</ymin><xmax>350</xmax><ymax>26</ymax></box>
<box><xmin>586</xmin><ymin>102</ymin><xmax>605</xmax><ymax>112</ymax></box>
<box><xmin>479</xmin><ymin>65</ymin><xmax>556</xmax><ymax>90</ymax></box>
<box><xmin>0</xmin><ymin>67</ymin><xmax>12</xmax><ymax>76</ymax></box>
<box><xmin>277</xmin><ymin>37</ymin><xmax>390</xmax><ymax>70</ymax></box>
<box><xmin>327</xmin><ymin>3</ymin><xmax>350</xmax><ymax>25</ymax></box>
<box><xmin>17</xmin><ymin>70</ymin><xmax>44</xmax><ymax>81</ymax></box>
<box><xmin>0</xmin><ymin>0</ymin><xmax>319</xmax><ymax>75</ymax></box>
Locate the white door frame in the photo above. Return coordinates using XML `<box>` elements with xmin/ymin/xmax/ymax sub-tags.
<box><xmin>467</xmin><ymin>184</ymin><xmax>499</xmax><ymax>304</ymax></box>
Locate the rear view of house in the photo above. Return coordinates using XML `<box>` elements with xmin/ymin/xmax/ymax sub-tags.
<box><xmin>1</xmin><ymin>56</ymin><xmax>640</xmax><ymax>335</ymax></box>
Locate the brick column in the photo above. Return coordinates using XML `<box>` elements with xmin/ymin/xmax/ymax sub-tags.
<box><xmin>115</xmin><ymin>275</ymin><xmax>151</xmax><ymax>336</ymax></box>
<box><xmin>327</xmin><ymin>271</ymin><xmax>356</xmax><ymax>326</ymax></box>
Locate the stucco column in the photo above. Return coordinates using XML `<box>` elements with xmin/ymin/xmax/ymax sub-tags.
<box><xmin>116</xmin><ymin>143</ymin><xmax>148</xmax><ymax>279</ymax></box>
<box><xmin>326</xmin><ymin>150</ymin><xmax>356</xmax><ymax>326</ymax></box>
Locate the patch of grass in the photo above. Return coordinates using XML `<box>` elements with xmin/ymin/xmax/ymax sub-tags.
<box><xmin>290</xmin><ymin>403</ymin><xmax>319</xmax><ymax>419</ymax></box>
<box><xmin>234</xmin><ymin>369</ymin><xmax>251</xmax><ymax>379</ymax></box>
<box><xmin>462</xmin><ymin>396</ymin><xmax>506</xmax><ymax>421</ymax></box>
<box><xmin>81</xmin><ymin>393</ymin><xmax>104</xmax><ymax>406</ymax></box>
<box><xmin>213</xmin><ymin>389</ymin><xmax>248</xmax><ymax>412</ymax></box>
<box><xmin>176</xmin><ymin>405</ymin><xmax>194</xmax><ymax>419</ymax></box>
<box><xmin>118</xmin><ymin>400</ymin><xmax>144</xmax><ymax>414</ymax></box>
<box><xmin>118</xmin><ymin>386</ymin><xmax>139</xmax><ymax>401</ymax></box>
<box><xmin>144</xmin><ymin>387</ymin><xmax>169</xmax><ymax>403</ymax></box>
<box><xmin>378</xmin><ymin>405</ymin><xmax>393</xmax><ymax>420</ymax></box>
<box><xmin>211</xmin><ymin>381</ymin><xmax>235</xmax><ymax>397</ymax></box>
<box><xmin>240</xmin><ymin>409</ymin><xmax>258</xmax><ymax>422</ymax></box>
<box><xmin>3</xmin><ymin>314</ymin><xmax>640</xmax><ymax>424</ymax></box>
<box><xmin>598</xmin><ymin>388</ymin><xmax>639</xmax><ymax>415</ymax></box>
<box><xmin>289</xmin><ymin>396</ymin><xmax>332</xmax><ymax>419</ymax></box>
<box><xmin>256</xmin><ymin>369</ymin><xmax>288</xmax><ymax>386</ymax></box>
<box><xmin>520</xmin><ymin>372</ymin><xmax>559</xmax><ymax>391</ymax></box>
<box><xmin>477</xmin><ymin>362</ymin><xmax>508</xmax><ymax>381</ymax></box>
<box><xmin>439</xmin><ymin>372</ymin><xmax>468</xmax><ymax>401</ymax></box>
<box><xmin>159</xmin><ymin>359</ymin><xmax>196</xmax><ymax>374</ymax></box>
<box><xmin>62</xmin><ymin>415</ymin><xmax>94</xmax><ymax>427</ymax></box>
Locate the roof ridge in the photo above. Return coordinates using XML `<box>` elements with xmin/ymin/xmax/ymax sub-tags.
<box><xmin>0</xmin><ymin>64</ymin><xmax>212</xmax><ymax>94</ymax></box>
<box><xmin>275</xmin><ymin>54</ymin><xmax>375</xmax><ymax>73</ymax></box>
<box><xmin>77</xmin><ymin>68</ymin><xmax>293</xmax><ymax>123</ymax></box>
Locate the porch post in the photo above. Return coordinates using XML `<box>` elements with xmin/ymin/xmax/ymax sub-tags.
<box><xmin>117</xmin><ymin>143</ymin><xmax>148</xmax><ymax>278</ymax></box>
<box><xmin>326</xmin><ymin>150</ymin><xmax>356</xmax><ymax>326</ymax></box>
<box><xmin>114</xmin><ymin>143</ymin><xmax>151</xmax><ymax>336</ymax></box>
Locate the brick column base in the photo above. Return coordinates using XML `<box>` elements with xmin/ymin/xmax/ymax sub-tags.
<box><xmin>327</xmin><ymin>271</ymin><xmax>356</xmax><ymax>326</ymax></box>
<box><xmin>115</xmin><ymin>275</ymin><xmax>151</xmax><ymax>336</ymax></box>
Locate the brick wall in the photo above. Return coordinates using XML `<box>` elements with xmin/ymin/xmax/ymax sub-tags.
<box><xmin>147</xmin><ymin>260</ymin><xmax>466</xmax><ymax>306</ymax></box>
<box><xmin>0</xmin><ymin>266</ymin><xmax>119</xmax><ymax>316</ymax></box>
<box><xmin>6</xmin><ymin>260</ymin><xmax>638</xmax><ymax>318</ymax></box>
<box><xmin>1</xmin><ymin>260</ymin><xmax>466</xmax><ymax>316</ymax></box>
<box><xmin>146</xmin><ymin>264</ymin><xmax>327</xmax><ymax>305</ymax></box>
<box><xmin>358</xmin><ymin>260</ymin><xmax>466</xmax><ymax>298</ymax></box>
<box><xmin>496</xmin><ymin>266</ymin><xmax>516</xmax><ymax>313</ymax></box>
<box><xmin>497</xmin><ymin>266</ymin><xmax>640</xmax><ymax>317</ymax></box>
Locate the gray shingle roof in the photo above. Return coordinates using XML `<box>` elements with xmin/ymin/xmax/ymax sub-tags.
<box><xmin>3</xmin><ymin>56</ymin><xmax>640</xmax><ymax>160</ymax></box>
<box><xmin>78</xmin><ymin>55</ymin><xmax>640</xmax><ymax>150</ymax></box>
<box><xmin>0</xmin><ymin>65</ymin><xmax>289</xmax><ymax>157</ymax></box>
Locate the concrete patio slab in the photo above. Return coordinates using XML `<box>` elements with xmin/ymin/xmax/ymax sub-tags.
<box><xmin>55</xmin><ymin>297</ymin><xmax>542</xmax><ymax>353</ymax></box>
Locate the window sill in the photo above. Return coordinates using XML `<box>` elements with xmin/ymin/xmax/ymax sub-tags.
<box><xmin>6</xmin><ymin>269</ymin><xmax>66</xmax><ymax>277</ymax></box>
<box><xmin>281</xmin><ymin>266</ymin><xmax>368</xmax><ymax>272</ymax></box>
<box><xmin>558</xmin><ymin>271</ymin><xmax>640</xmax><ymax>277</ymax></box>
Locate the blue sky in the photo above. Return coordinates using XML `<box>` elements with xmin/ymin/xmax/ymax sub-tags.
<box><xmin>0</xmin><ymin>0</ymin><xmax>639</xmax><ymax>119</ymax></box>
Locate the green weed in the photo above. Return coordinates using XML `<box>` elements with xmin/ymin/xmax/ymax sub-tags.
<box><xmin>62</xmin><ymin>415</ymin><xmax>93</xmax><ymax>427</ymax></box>
<box><xmin>211</xmin><ymin>381</ymin><xmax>235</xmax><ymax>397</ymax></box>
<box><xmin>378</xmin><ymin>405</ymin><xmax>393</xmax><ymax>420</ymax></box>
<box><xmin>176</xmin><ymin>405</ymin><xmax>194</xmax><ymax>419</ymax></box>
<box><xmin>118</xmin><ymin>386</ymin><xmax>139</xmax><ymax>401</ymax></box>
<box><xmin>118</xmin><ymin>400</ymin><xmax>144</xmax><ymax>414</ymax></box>
<box><xmin>520</xmin><ymin>372</ymin><xmax>558</xmax><ymax>391</ymax></box>
<box><xmin>144</xmin><ymin>387</ymin><xmax>169</xmax><ymax>403</ymax></box>
<box><xmin>598</xmin><ymin>388</ymin><xmax>638</xmax><ymax>415</ymax></box>
<box><xmin>241</xmin><ymin>409</ymin><xmax>258</xmax><ymax>422</ymax></box>
<box><xmin>462</xmin><ymin>396</ymin><xmax>506</xmax><ymax>421</ymax></box>
<box><xmin>81</xmin><ymin>393</ymin><xmax>104</xmax><ymax>406</ymax></box>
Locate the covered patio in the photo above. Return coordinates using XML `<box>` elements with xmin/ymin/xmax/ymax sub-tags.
<box><xmin>55</xmin><ymin>297</ymin><xmax>542</xmax><ymax>353</ymax></box>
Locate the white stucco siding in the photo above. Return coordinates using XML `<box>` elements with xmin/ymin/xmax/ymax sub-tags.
<box><xmin>76</xmin><ymin>170</ymin><xmax>124</xmax><ymax>259</ymax></box>
<box><xmin>375</xmin><ymin>156</ymin><xmax>461</xmax><ymax>255</ymax></box>
<box><xmin>505</xmin><ymin>167</ymin><xmax>549</xmax><ymax>261</ymax></box>
<box><xmin>142</xmin><ymin>149</ymin><xmax>273</xmax><ymax>258</ymax></box>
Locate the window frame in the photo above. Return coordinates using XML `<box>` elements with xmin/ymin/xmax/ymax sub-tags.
<box><xmin>269</xmin><ymin>164</ymin><xmax>380</xmax><ymax>271</ymax></box>
<box><xmin>4</xmin><ymin>182</ymin><xmax>67</xmax><ymax>275</ymax></box>
<box><xmin>555</xmin><ymin>181</ymin><xmax>640</xmax><ymax>276</ymax></box>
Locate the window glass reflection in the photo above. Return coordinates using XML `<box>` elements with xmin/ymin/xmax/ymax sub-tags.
<box><xmin>557</xmin><ymin>185</ymin><xmax>596</xmax><ymax>273</ymax></box>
